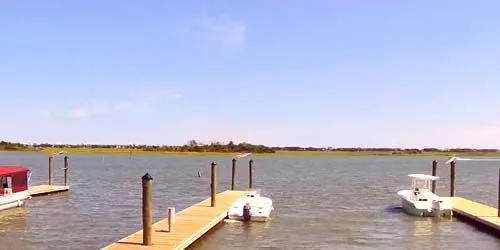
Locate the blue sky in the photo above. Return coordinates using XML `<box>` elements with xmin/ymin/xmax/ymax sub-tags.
<box><xmin>1</xmin><ymin>0</ymin><xmax>499</xmax><ymax>148</ymax></box>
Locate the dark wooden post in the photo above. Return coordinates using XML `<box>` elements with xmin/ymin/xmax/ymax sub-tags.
<box><xmin>64</xmin><ymin>156</ymin><xmax>69</xmax><ymax>186</ymax></box>
<box><xmin>450</xmin><ymin>161</ymin><xmax>456</xmax><ymax>197</ymax></box>
<box><xmin>142</xmin><ymin>173</ymin><xmax>153</xmax><ymax>246</ymax></box>
<box><xmin>498</xmin><ymin>169</ymin><xmax>500</xmax><ymax>217</ymax></box>
<box><xmin>431</xmin><ymin>160</ymin><xmax>437</xmax><ymax>193</ymax></box>
<box><xmin>211</xmin><ymin>162</ymin><xmax>216</xmax><ymax>207</ymax></box>
<box><xmin>231</xmin><ymin>158</ymin><xmax>236</xmax><ymax>190</ymax></box>
<box><xmin>48</xmin><ymin>156</ymin><xmax>53</xmax><ymax>185</ymax></box>
<box><xmin>249</xmin><ymin>159</ymin><xmax>253</xmax><ymax>189</ymax></box>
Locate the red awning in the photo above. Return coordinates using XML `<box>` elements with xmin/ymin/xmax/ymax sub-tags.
<box><xmin>0</xmin><ymin>165</ymin><xmax>29</xmax><ymax>176</ymax></box>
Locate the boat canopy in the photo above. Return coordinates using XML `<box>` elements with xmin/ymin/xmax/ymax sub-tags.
<box><xmin>0</xmin><ymin>165</ymin><xmax>29</xmax><ymax>176</ymax></box>
<box><xmin>408</xmin><ymin>174</ymin><xmax>439</xmax><ymax>181</ymax></box>
<box><xmin>0</xmin><ymin>165</ymin><xmax>29</xmax><ymax>193</ymax></box>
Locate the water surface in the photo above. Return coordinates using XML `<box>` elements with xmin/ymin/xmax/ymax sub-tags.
<box><xmin>0</xmin><ymin>153</ymin><xmax>499</xmax><ymax>249</ymax></box>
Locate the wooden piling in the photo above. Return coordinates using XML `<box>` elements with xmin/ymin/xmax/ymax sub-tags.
<box><xmin>431</xmin><ymin>160</ymin><xmax>437</xmax><ymax>193</ymax></box>
<box><xmin>141</xmin><ymin>173</ymin><xmax>153</xmax><ymax>246</ymax></box>
<box><xmin>249</xmin><ymin>159</ymin><xmax>253</xmax><ymax>189</ymax></box>
<box><xmin>231</xmin><ymin>158</ymin><xmax>236</xmax><ymax>190</ymax></box>
<box><xmin>450</xmin><ymin>161</ymin><xmax>456</xmax><ymax>197</ymax></box>
<box><xmin>48</xmin><ymin>156</ymin><xmax>53</xmax><ymax>185</ymax></box>
<box><xmin>211</xmin><ymin>162</ymin><xmax>216</xmax><ymax>207</ymax></box>
<box><xmin>64</xmin><ymin>156</ymin><xmax>69</xmax><ymax>186</ymax></box>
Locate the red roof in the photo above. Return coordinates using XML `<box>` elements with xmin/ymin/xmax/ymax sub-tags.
<box><xmin>0</xmin><ymin>165</ymin><xmax>29</xmax><ymax>176</ymax></box>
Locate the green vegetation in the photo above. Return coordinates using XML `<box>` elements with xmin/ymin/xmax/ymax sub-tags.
<box><xmin>0</xmin><ymin>141</ymin><xmax>31</xmax><ymax>151</ymax></box>
<box><xmin>1</xmin><ymin>140</ymin><xmax>500</xmax><ymax>157</ymax></box>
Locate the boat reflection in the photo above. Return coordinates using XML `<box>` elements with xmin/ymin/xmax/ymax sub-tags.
<box><xmin>0</xmin><ymin>207</ymin><xmax>28</xmax><ymax>235</ymax></box>
<box><xmin>410</xmin><ymin>216</ymin><xmax>452</xmax><ymax>238</ymax></box>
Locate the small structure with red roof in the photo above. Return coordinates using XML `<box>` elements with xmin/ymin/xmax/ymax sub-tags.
<box><xmin>0</xmin><ymin>165</ymin><xmax>31</xmax><ymax>211</ymax></box>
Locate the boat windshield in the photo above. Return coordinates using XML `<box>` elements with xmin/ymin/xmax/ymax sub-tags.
<box><xmin>411</xmin><ymin>178</ymin><xmax>435</xmax><ymax>193</ymax></box>
<box><xmin>408</xmin><ymin>174</ymin><xmax>438</xmax><ymax>192</ymax></box>
<box><xmin>245</xmin><ymin>189</ymin><xmax>261</xmax><ymax>198</ymax></box>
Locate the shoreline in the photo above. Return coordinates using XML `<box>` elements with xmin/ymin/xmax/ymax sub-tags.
<box><xmin>2</xmin><ymin>148</ymin><xmax>500</xmax><ymax>158</ymax></box>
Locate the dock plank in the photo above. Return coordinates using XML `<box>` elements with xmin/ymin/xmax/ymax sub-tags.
<box><xmin>101</xmin><ymin>190</ymin><xmax>246</xmax><ymax>250</ymax></box>
<box><xmin>448</xmin><ymin>197</ymin><xmax>500</xmax><ymax>233</ymax></box>
<box><xmin>28</xmin><ymin>185</ymin><xmax>70</xmax><ymax>197</ymax></box>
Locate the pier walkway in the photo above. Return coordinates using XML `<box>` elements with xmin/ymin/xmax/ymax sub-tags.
<box><xmin>101</xmin><ymin>190</ymin><xmax>246</xmax><ymax>250</ymax></box>
<box><xmin>448</xmin><ymin>197</ymin><xmax>500</xmax><ymax>235</ymax></box>
<box><xmin>28</xmin><ymin>185</ymin><xmax>70</xmax><ymax>197</ymax></box>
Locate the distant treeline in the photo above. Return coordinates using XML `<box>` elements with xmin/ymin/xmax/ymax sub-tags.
<box><xmin>1</xmin><ymin>140</ymin><xmax>499</xmax><ymax>154</ymax></box>
<box><xmin>0</xmin><ymin>140</ymin><xmax>276</xmax><ymax>153</ymax></box>
<box><xmin>272</xmin><ymin>146</ymin><xmax>500</xmax><ymax>153</ymax></box>
<box><xmin>0</xmin><ymin>141</ymin><xmax>26</xmax><ymax>151</ymax></box>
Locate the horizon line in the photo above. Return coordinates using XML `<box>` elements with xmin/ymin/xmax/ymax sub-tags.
<box><xmin>2</xmin><ymin>140</ymin><xmax>499</xmax><ymax>151</ymax></box>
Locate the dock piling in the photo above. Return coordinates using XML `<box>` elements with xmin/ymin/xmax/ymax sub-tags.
<box><xmin>431</xmin><ymin>160</ymin><xmax>437</xmax><ymax>193</ymax></box>
<box><xmin>450</xmin><ymin>160</ymin><xmax>456</xmax><ymax>197</ymax></box>
<box><xmin>48</xmin><ymin>156</ymin><xmax>53</xmax><ymax>185</ymax></box>
<box><xmin>64</xmin><ymin>156</ymin><xmax>69</xmax><ymax>186</ymax></box>
<box><xmin>231</xmin><ymin>158</ymin><xmax>236</xmax><ymax>190</ymax></box>
<box><xmin>249</xmin><ymin>159</ymin><xmax>253</xmax><ymax>189</ymax></box>
<box><xmin>141</xmin><ymin>173</ymin><xmax>153</xmax><ymax>246</ymax></box>
<box><xmin>211</xmin><ymin>162</ymin><xmax>217</xmax><ymax>207</ymax></box>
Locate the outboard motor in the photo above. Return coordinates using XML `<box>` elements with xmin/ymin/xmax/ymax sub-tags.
<box><xmin>243</xmin><ymin>203</ymin><xmax>251</xmax><ymax>221</ymax></box>
<box><xmin>431</xmin><ymin>200</ymin><xmax>441</xmax><ymax>217</ymax></box>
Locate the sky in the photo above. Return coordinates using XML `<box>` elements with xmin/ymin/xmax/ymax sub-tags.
<box><xmin>1</xmin><ymin>0</ymin><xmax>500</xmax><ymax>148</ymax></box>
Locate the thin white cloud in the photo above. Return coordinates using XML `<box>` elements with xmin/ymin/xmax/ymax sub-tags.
<box><xmin>34</xmin><ymin>89</ymin><xmax>183</xmax><ymax>121</ymax></box>
<box><xmin>69</xmin><ymin>108</ymin><xmax>90</xmax><ymax>118</ymax></box>
<box><xmin>185</xmin><ymin>14</ymin><xmax>247</xmax><ymax>54</ymax></box>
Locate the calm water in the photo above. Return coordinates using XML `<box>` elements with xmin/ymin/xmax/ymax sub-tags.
<box><xmin>0</xmin><ymin>153</ymin><xmax>499</xmax><ymax>250</ymax></box>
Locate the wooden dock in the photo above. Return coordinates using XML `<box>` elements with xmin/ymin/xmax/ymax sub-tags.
<box><xmin>446</xmin><ymin>197</ymin><xmax>500</xmax><ymax>235</ymax></box>
<box><xmin>28</xmin><ymin>185</ymin><xmax>70</xmax><ymax>197</ymax></box>
<box><xmin>101</xmin><ymin>190</ymin><xmax>246</xmax><ymax>250</ymax></box>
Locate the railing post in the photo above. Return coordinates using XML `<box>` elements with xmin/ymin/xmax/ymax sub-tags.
<box><xmin>64</xmin><ymin>156</ymin><xmax>69</xmax><ymax>186</ymax></box>
<box><xmin>142</xmin><ymin>173</ymin><xmax>153</xmax><ymax>246</ymax></box>
<box><xmin>431</xmin><ymin>160</ymin><xmax>437</xmax><ymax>193</ymax></box>
<box><xmin>211</xmin><ymin>162</ymin><xmax>217</xmax><ymax>207</ymax></box>
<box><xmin>48</xmin><ymin>156</ymin><xmax>53</xmax><ymax>185</ymax></box>
<box><xmin>249</xmin><ymin>159</ymin><xmax>253</xmax><ymax>189</ymax></box>
<box><xmin>450</xmin><ymin>161</ymin><xmax>456</xmax><ymax>197</ymax></box>
<box><xmin>231</xmin><ymin>158</ymin><xmax>236</xmax><ymax>190</ymax></box>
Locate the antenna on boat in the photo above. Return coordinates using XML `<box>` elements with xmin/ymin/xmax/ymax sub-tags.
<box><xmin>49</xmin><ymin>151</ymin><xmax>66</xmax><ymax>158</ymax></box>
<box><xmin>235</xmin><ymin>152</ymin><xmax>252</xmax><ymax>159</ymax></box>
<box><xmin>445</xmin><ymin>156</ymin><xmax>457</xmax><ymax>164</ymax></box>
<box><xmin>444</xmin><ymin>155</ymin><xmax>500</xmax><ymax>164</ymax></box>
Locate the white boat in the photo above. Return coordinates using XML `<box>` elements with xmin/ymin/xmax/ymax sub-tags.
<box><xmin>0</xmin><ymin>166</ymin><xmax>31</xmax><ymax>211</ymax></box>
<box><xmin>227</xmin><ymin>190</ymin><xmax>274</xmax><ymax>222</ymax></box>
<box><xmin>397</xmin><ymin>174</ymin><xmax>453</xmax><ymax>217</ymax></box>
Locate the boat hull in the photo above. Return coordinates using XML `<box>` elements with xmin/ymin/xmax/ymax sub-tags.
<box><xmin>397</xmin><ymin>190</ymin><xmax>452</xmax><ymax>217</ymax></box>
<box><xmin>0</xmin><ymin>190</ymin><xmax>29</xmax><ymax>212</ymax></box>
<box><xmin>227</xmin><ymin>214</ymin><xmax>270</xmax><ymax>222</ymax></box>
<box><xmin>227</xmin><ymin>195</ymin><xmax>274</xmax><ymax>222</ymax></box>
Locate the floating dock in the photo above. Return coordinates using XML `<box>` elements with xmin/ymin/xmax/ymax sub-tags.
<box><xmin>28</xmin><ymin>185</ymin><xmax>70</xmax><ymax>197</ymax></box>
<box><xmin>447</xmin><ymin>197</ymin><xmax>500</xmax><ymax>236</ymax></box>
<box><xmin>101</xmin><ymin>190</ymin><xmax>246</xmax><ymax>250</ymax></box>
